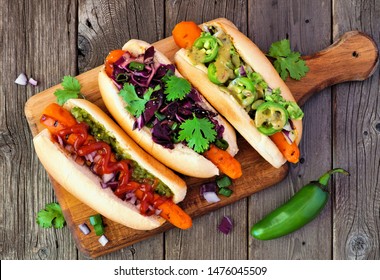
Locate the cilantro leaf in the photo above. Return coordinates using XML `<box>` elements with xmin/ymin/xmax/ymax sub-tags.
<box><xmin>119</xmin><ymin>83</ymin><xmax>158</xmax><ymax>117</ymax></box>
<box><xmin>54</xmin><ymin>76</ymin><xmax>81</xmax><ymax>105</ymax></box>
<box><xmin>164</xmin><ymin>75</ymin><xmax>191</xmax><ymax>101</ymax></box>
<box><xmin>177</xmin><ymin>115</ymin><xmax>217</xmax><ymax>153</ymax></box>
<box><xmin>36</xmin><ymin>202</ymin><xmax>65</xmax><ymax>229</ymax></box>
<box><xmin>268</xmin><ymin>39</ymin><xmax>309</xmax><ymax>80</ymax></box>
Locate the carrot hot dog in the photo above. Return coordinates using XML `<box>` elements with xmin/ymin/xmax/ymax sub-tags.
<box><xmin>98</xmin><ymin>40</ymin><xmax>242</xmax><ymax>179</ymax></box>
<box><xmin>33</xmin><ymin>99</ymin><xmax>192</xmax><ymax>230</ymax></box>
<box><xmin>174</xmin><ymin>19</ymin><xmax>304</xmax><ymax>168</ymax></box>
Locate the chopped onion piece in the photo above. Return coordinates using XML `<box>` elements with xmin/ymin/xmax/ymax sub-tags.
<box><xmin>78</xmin><ymin>223</ymin><xmax>90</xmax><ymax>235</ymax></box>
<box><xmin>28</xmin><ymin>77</ymin><xmax>38</xmax><ymax>86</ymax></box>
<box><xmin>218</xmin><ymin>216</ymin><xmax>233</xmax><ymax>235</ymax></box>
<box><xmin>282</xmin><ymin>130</ymin><xmax>296</xmax><ymax>144</ymax></box>
<box><xmin>200</xmin><ymin>182</ymin><xmax>217</xmax><ymax>196</ymax></box>
<box><xmin>98</xmin><ymin>235</ymin><xmax>109</xmax><ymax>246</ymax></box>
<box><xmin>15</xmin><ymin>73</ymin><xmax>28</xmax><ymax>85</ymax></box>
<box><xmin>203</xmin><ymin>191</ymin><xmax>220</xmax><ymax>203</ymax></box>
<box><xmin>102</xmin><ymin>173</ymin><xmax>114</xmax><ymax>183</ymax></box>
<box><xmin>57</xmin><ymin>136</ymin><xmax>64</xmax><ymax>147</ymax></box>
<box><xmin>282</xmin><ymin>122</ymin><xmax>292</xmax><ymax>131</ymax></box>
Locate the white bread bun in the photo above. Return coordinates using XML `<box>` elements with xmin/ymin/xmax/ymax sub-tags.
<box><xmin>99</xmin><ymin>39</ymin><xmax>238</xmax><ymax>178</ymax></box>
<box><xmin>174</xmin><ymin>19</ymin><xmax>303</xmax><ymax>168</ymax></box>
<box><xmin>33</xmin><ymin>99</ymin><xmax>187</xmax><ymax>230</ymax></box>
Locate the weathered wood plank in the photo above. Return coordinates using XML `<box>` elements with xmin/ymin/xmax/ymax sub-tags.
<box><xmin>247</xmin><ymin>0</ymin><xmax>333</xmax><ymax>259</ymax></box>
<box><xmin>164</xmin><ymin>0</ymin><xmax>248</xmax><ymax>260</ymax></box>
<box><xmin>0</xmin><ymin>0</ymin><xmax>78</xmax><ymax>259</ymax></box>
<box><xmin>332</xmin><ymin>0</ymin><xmax>380</xmax><ymax>260</ymax></box>
<box><xmin>77</xmin><ymin>0</ymin><xmax>166</xmax><ymax>260</ymax></box>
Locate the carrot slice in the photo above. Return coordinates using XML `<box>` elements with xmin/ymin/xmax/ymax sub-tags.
<box><xmin>172</xmin><ymin>21</ymin><xmax>202</xmax><ymax>49</ymax></box>
<box><xmin>135</xmin><ymin>189</ymin><xmax>192</xmax><ymax>230</ymax></box>
<box><xmin>270</xmin><ymin>132</ymin><xmax>300</xmax><ymax>163</ymax></box>
<box><xmin>104</xmin><ymin>49</ymin><xmax>125</xmax><ymax>77</ymax></box>
<box><xmin>203</xmin><ymin>144</ymin><xmax>242</xmax><ymax>179</ymax></box>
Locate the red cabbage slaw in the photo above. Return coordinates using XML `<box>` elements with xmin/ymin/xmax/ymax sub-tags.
<box><xmin>110</xmin><ymin>46</ymin><xmax>226</xmax><ymax>151</ymax></box>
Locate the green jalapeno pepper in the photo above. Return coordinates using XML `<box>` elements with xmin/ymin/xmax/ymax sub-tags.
<box><xmin>208</xmin><ymin>63</ymin><xmax>229</xmax><ymax>84</ymax></box>
<box><xmin>228</xmin><ymin>77</ymin><xmax>257</xmax><ymax>109</ymax></box>
<box><xmin>251</xmin><ymin>168</ymin><xmax>349</xmax><ymax>240</ymax></box>
<box><xmin>254</xmin><ymin>101</ymin><xmax>288</xmax><ymax>135</ymax></box>
<box><xmin>193</xmin><ymin>35</ymin><xmax>219</xmax><ymax>63</ymax></box>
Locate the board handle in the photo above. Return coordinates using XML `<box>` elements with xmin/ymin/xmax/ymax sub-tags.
<box><xmin>287</xmin><ymin>31</ymin><xmax>379</xmax><ymax>106</ymax></box>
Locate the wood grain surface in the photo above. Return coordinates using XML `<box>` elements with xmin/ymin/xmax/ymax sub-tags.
<box><xmin>1</xmin><ymin>0</ymin><xmax>379</xmax><ymax>260</ymax></box>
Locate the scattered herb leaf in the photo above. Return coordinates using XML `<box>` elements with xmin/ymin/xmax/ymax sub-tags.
<box><xmin>54</xmin><ymin>76</ymin><xmax>81</xmax><ymax>105</ymax></box>
<box><xmin>36</xmin><ymin>202</ymin><xmax>65</xmax><ymax>229</ymax></box>
<box><xmin>267</xmin><ymin>39</ymin><xmax>309</xmax><ymax>80</ymax></box>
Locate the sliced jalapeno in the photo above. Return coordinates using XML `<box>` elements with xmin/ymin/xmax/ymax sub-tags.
<box><xmin>208</xmin><ymin>63</ymin><xmax>229</xmax><ymax>85</ymax></box>
<box><xmin>193</xmin><ymin>35</ymin><xmax>219</xmax><ymax>63</ymax></box>
<box><xmin>228</xmin><ymin>77</ymin><xmax>257</xmax><ymax>109</ymax></box>
<box><xmin>254</xmin><ymin>101</ymin><xmax>288</xmax><ymax>135</ymax></box>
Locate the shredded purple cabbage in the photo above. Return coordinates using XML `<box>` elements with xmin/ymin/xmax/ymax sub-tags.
<box><xmin>110</xmin><ymin>47</ymin><xmax>226</xmax><ymax>152</ymax></box>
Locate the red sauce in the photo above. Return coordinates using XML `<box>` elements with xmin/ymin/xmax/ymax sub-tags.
<box><xmin>41</xmin><ymin>114</ymin><xmax>168</xmax><ymax>216</ymax></box>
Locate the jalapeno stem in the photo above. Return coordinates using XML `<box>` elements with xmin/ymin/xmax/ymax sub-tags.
<box><xmin>318</xmin><ymin>168</ymin><xmax>349</xmax><ymax>186</ymax></box>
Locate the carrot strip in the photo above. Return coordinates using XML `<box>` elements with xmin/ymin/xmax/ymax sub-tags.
<box><xmin>104</xmin><ymin>49</ymin><xmax>125</xmax><ymax>77</ymax></box>
<box><xmin>41</xmin><ymin>103</ymin><xmax>77</xmax><ymax>128</ymax></box>
<box><xmin>172</xmin><ymin>21</ymin><xmax>202</xmax><ymax>49</ymax></box>
<box><xmin>203</xmin><ymin>145</ymin><xmax>242</xmax><ymax>179</ymax></box>
<box><xmin>135</xmin><ymin>190</ymin><xmax>192</xmax><ymax>230</ymax></box>
<box><xmin>270</xmin><ymin>132</ymin><xmax>300</xmax><ymax>163</ymax></box>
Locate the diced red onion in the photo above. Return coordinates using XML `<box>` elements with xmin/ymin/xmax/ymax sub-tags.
<box><xmin>282</xmin><ymin>122</ymin><xmax>292</xmax><ymax>131</ymax></box>
<box><xmin>57</xmin><ymin>136</ymin><xmax>64</xmax><ymax>147</ymax></box>
<box><xmin>239</xmin><ymin>66</ymin><xmax>247</xmax><ymax>77</ymax></box>
<box><xmin>218</xmin><ymin>216</ymin><xmax>233</xmax><ymax>235</ymax></box>
<box><xmin>93</xmin><ymin>154</ymin><xmax>102</xmax><ymax>163</ymax></box>
<box><xmin>28</xmin><ymin>77</ymin><xmax>38</xmax><ymax>86</ymax></box>
<box><xmin>102</xmin><ymin>173</ymin><xmax>114</xmax><ymax>183</ymax></box>
<box><xmin>203</xmin><ymin>191</ymin><xmax>220</xmax><ymax>203</ymax></box>
<box><xmin>15</xmin><ymin>73</ymin><xmax>28</xmax><ymax>85</ymax></box>
<box><xmin>155</xmin><ymin>209</ymin><xmax>162</xmax><ymax>215</ymax></box>
<box><xmin>282</xmin><ymin>130</ymin><xmax>296</xmax><ymax>144</ymax></box>
<box><xmin>78</xmin><ymin>223</ymin><xmax>90</xmax><ymax>235</ymax></box>
<box><xmin>65</xmin><ymin>144</ymin><xmax>74</xmax><ymax>153</ymax></box>
<box><xmin>200</xmin><ymin>182</ymin><xmax>217</xmax><ymax>196</ymax></box>
<box><xmin>98</xmin><ymin>235</ymin><xmax>109</xmax><ymax>246</ymax></box>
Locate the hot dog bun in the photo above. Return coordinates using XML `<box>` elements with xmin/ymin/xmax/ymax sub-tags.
<box><xmin>33</xmin><ymin>99</ymin><xmax>187</xmax><ymax>230</ymax></box>
<box><xmin>99</xmin><ymin>39</ymin><xmax>238</xmax><ymax>178</ymax></box>
<box><xmin>174</xmin><ymin>18</ymin><xmax>303</xmax><ymax>168</ymax></box>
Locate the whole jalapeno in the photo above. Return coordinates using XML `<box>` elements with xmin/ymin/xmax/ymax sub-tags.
<box><xmin>193</xmin><ymin>35</ymin><xmax>219</xmax><ymax>63</ymax></box>
<box><xmin>251</xmin><ymin>168</ymin><xmax>349</xmax><ymax>240</ymax></box>
<box><xmin>254</xmin><ymin>101</ymin><xmax>288</xmax><ymax>135</ymax></box>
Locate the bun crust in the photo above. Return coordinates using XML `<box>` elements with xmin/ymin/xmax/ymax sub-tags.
<box><xmin>33</xmin><ymin>99</ymin><xmax>188</xmax><ymax>230</ymax></box>
<box><xmin>174</xmin><ymin>19</ymin><xmax>303</xmax><ymax>168</ymax></box>
<box><xmin>98</xmin><ymin>39</ymin><xmax>238</xmax><ymax>178</ymax></box>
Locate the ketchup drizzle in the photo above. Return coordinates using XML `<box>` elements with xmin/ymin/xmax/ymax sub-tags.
<box><xmin>42</xmin><ymin>115</ymin><xmax>169</xmax><ymax>216</ymax></box>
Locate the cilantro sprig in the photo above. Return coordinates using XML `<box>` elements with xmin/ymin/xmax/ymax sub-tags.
<box><xmin>54</xmin><ymin>75</ymin><xmax>82</xmax><ymax>105</ymax></box>
<box><xmin>119</xmin><ymin>83</ymin><xmax>160</xmax><ymax>117</ymax></box>
<box><xmin>178</xmin><ymin>114</ymin><xmax>217</xmax><ymax>153</ymax></box>
<box><xmin>36</xmin><ymin>202</ymin><xmax>65</xmax><ymax>229</ymax></box>
<box><xmin>164</xmin><ymin>75</ymin><xmax>191</xmax><ymax>101</ymax></box>
<box><xmin>267</xmin><ymin>39</ymin><xmax>309</xmax><ymax>81</ymax></box>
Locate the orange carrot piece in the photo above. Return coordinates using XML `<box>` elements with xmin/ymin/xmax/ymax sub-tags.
<box><xmin>135</xmin><ymin>190</ymin><xmax>192</xmax><ymax>230</ymax></box>
<box><xmin>270</xmin><ymin>132</ymin><xmax>300</xmax><ymax>163</ymax></box>
<box><xmin>104</xmin><ymin>49</ymin><xmax>125</xmax><ymax>77</ymax></box>
<box><xmin>172</xmin><ymin>21</ymin><xmax>202</xmax><ymax>49</ymax></box>
<box><xmin>203</xmin><ymin>145</ymin><xmax>242</xmax><ymax>179</ymax></box>
<box><xmin>42</xmin><ymin>103</ymin><xmax>77</xmax><ymax>127</ymax></box>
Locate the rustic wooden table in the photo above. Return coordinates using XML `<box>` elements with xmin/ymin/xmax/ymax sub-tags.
<box><xmin>1</xmin><ymin>0</ymin><xmax>379</xmax><ymax>260</ymax></box>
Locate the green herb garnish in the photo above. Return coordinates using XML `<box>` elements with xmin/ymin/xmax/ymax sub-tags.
<box><xmin>267</xmin><ymin>39</ymin><xmax>309</xmax><ymax>81</ymax></box>
<box><xmin>177</xmin><ymin>114</ymin><xmax>217</xmax><ymax>153</ymax></box>
<box><xmin>164</xmin><ymin>75</ymin><xmax>191</xmax><ymax>101</ymax></box>
<box><xmin>36</xmin><ymin>202</ymin><xmax>65</xmax><ymax>229</ymax></box>
<box><xmin>53</xmin><ymin>75</ymin><xmax>82</xmax><ymax>105</ymax></box>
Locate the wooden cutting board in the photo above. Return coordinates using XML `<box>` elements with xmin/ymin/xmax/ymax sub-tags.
<box><xmin>24</xmin><ymin>29</ymin><xmax>378</xmax><ymax>258</ymax></box>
